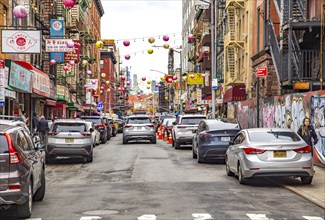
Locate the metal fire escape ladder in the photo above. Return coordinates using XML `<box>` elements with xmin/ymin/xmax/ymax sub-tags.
<box><xmin>267</xmin><ymin>20</ymin><xmax>281</xmax><ymax>80</ymax></box>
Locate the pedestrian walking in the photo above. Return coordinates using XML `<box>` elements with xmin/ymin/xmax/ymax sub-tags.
<box><xmin>37</xmin><ymin>116</ymin><xmax>49</xmax><ymax>144</ymax></box>
<box><xmin>32</xmin><ymin>112</ymin><xmax>39</xmax><ymax>135</ymax></box>
<box><xmin>20</xmin><ymin>110</ymin><xmax>29</xmax><ymax>124</ymax></box>
<box><xmin>297</xmin><ymin>117</ymin><xmax>318</xmax><ymax>154</ymax></box>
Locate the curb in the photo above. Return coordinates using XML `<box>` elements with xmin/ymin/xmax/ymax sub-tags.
<box><xmin>283</xmin><ymin>185</ymin><xmax>325</xmax><ymax>209</ymax></box>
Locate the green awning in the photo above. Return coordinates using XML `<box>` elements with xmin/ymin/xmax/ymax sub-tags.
<box><xmin>67</xmin><ymin>102</ymin><xmax>80</xmax><ymax>109</ymax></box>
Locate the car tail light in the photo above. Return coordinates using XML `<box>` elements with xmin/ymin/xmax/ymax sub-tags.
<box><xmin>199</xmin><ymin>133</ymin><xmax>211</xmax><ymax>139</ymax></box>
<box><xmin>97</xmin><ymin>124</ymin><xmax>105</xmax><ymax>129</ymax></box>
<box><xmin>111</xmin><ymin>124</ymin><xmax>115</xmax><ymax>127</ymax></box>
<box><xmin>146</xmin><ymin>125</ymin><xmax>154</xmax><ymax>128</ymax></box>
<box><xmin>48</xmin><ymin>132</ymin><xmax>58</xmax><ymax>136</ymax></box>
<box><xmin>124</xmin><ymin>125</ymin><xmax>133</xmax><ymax>129</ymax></box>
<box><xmin>294</xmin><ymin>146</ymin><xmax>312</xmax><ymax>154</ymax></box>
<box><xmin>177</xmin><ymin>126</ymin><xmax>187</xmax><ymax>129</ymax></box>
<box><xmin>8</xmin><ymin>185</ymin><xmax>21</xmax><ymax>190</ymax></box>
<box><xmin>80</xmin><ymin>132</ymin><xmax>91</xmax><ymax>136</ymax></box>
<box><xmin>4</xmin><ymin>133</ymin><xmax>22</xmax><ymax>164</ymax></box>
<box><xmin>243</xmin><ymin>147</ymin><xmax>266</xmax><ymax>154</ymax></box>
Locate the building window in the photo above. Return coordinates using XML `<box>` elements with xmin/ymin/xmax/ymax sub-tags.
<box><xmin>100</xmin><ymin>60</ymin><xmax>104</xmax><ymax>69</ymax></box>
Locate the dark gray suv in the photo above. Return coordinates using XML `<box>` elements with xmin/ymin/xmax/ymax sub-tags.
<box><xmin>0</xmin><ymin>124</ymin><xmax>45</xmax><ymax>218</ymax></box>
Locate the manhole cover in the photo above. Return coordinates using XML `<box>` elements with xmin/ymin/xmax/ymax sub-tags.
<box><xmin>83</xmin><ymin>210</ymin><xmax>119</xmax><ymax>215</ymax></box>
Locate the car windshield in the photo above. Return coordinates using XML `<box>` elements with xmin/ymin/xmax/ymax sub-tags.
<box><xmin>128</xmin><ymin>118</ymin><xmax>151</xmax><ymax>124</ymax></box>
<box><xmin>52</xmin><ymin>123</ymin><xmax>86</xmax><ymax>132</ymax></box>
<box><xmin>82</xmin><ymin>118</ymin><xmax>102</xmax><ymax>125</ymax></box>
<box><xmin>248</xmin><ymin>130</ymin><xmax>301</xmax><ymax>142</ymax></box>
<box><xmin>180</xmin><ymin>117</ymin><xmax>205</xmax><ymax>125</ymax></box>
<box><xmin>162</xmin><ymin>118</ymin><xmax>175</xmax><ymax>126</ymax></box>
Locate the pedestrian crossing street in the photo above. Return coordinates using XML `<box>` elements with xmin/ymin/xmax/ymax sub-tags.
<box><xmin>27</xmin><ymin>213</ymin><xmax>325</xmax><ymax>220</ymax></box>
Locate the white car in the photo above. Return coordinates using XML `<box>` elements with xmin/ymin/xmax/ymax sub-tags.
<box><xmin>86</xmin><ymin>121</ymin><xmax>100</xmax><ymax>147</ymax></box>
<box><xmin>172</xmin><ymin>114</ymin><xmax>206</xmax><ymax>149</ymax></box>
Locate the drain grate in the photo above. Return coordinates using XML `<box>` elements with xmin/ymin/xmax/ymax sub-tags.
<box><xmin>83</xmin><ymin>210</ymin><xmax>119</xmax><ymax>216</ymax></box>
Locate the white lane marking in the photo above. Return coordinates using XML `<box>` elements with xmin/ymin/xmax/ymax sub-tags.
<box><xmin>303</xmin><ymin>216</ymin><xmax>324</xmax><ymax>220</ymax></box>
<box><xmin>80</xmin><ymin>217</ymin><xmax>102</xmax><ymax>220</ymax></box>
<box><xmin>246</xmin><ymin>213</ymin><xmax>269</xmax><ymax>220</ymax></box>
<box><xmin>192</xmin><ymin>213</ymin><xmax>213</xmax><ymax>220</ymax></box>
<box><xmin>137</xmin><ymin>214</ymin><xmax>157</xmax><ymax>220</ymax></box>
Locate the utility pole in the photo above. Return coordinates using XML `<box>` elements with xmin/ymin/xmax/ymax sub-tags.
<box><xmin>211</xmin><ymin>0</ymin><xmax>216</xmax><ymax>118</ymax></box>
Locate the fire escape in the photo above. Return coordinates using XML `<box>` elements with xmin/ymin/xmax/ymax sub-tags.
<box><xmin>267</xmin><ymin>0</ymin><xmax>323</xmax><ymax>91</ymax></box>
<box><xmin>224</xmin><ymin>0</ymin><xmax>245</xmax><ymax>86</ymax></box>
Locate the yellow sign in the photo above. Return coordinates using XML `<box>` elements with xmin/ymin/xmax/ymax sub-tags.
<box><xmin>293</xmin><ymin>82</ymin><xmax>310</xmax><ymax>90</ymax></box>
<box><xmin>187</xmin><ymin>73</ymin><xmax>204</xmax><ymax>85</ymax></box>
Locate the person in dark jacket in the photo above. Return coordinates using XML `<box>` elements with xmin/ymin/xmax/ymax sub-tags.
<box><xmin>297</xmin><ymin>117</ymin><xmax>318</xmax><ymax>154</ymax></box>
<box><xmin>32</xmin><ymin>113</ymin><xmax>39</xmax><ymax>134</ymax></box>
<box><xmin>37</xmin><ymin>116</ymin><xmax>49</xmax><ymax>133</ymax></box>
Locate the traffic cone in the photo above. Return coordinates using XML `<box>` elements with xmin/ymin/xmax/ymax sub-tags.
<box><xmin>158</xmin><ymin>130</ymin><xmax>163</xmax><ymax>139</ymax></box>
<box><xmin>168</xmin><ymin>133</ymin><xmax>173</xmax><ymax>144</ymax></box>
<box><xmin>163</xmin><ymin>133</ymin><xmax>168</xmax><ymax>141</ymax></box>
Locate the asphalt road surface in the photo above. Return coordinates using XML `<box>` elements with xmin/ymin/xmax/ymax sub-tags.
<box><xmin>1</xmin><ymin>134</ymin><xmax>324</xmax><ymax>220</ymax></box>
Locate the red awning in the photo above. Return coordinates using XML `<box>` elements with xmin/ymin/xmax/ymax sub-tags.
<box><xmin>203</xmin><ymin>95</ymin><xmax>212</xmax><ymax>100</ymax></box>
<box><xmin>45</xmin><ymin>99</ymin><xmax>56</xmax><ymax>106</ymax></box>
<box><xmin>14</xmin><ymin>61</ymin><xmax>51</xmax><ymax>98</ymax></box>
<box><xmin>223</xmin><ymin>85</ymin><xmax>246</xmax><ymax>103</ymax></box>
<box><xmin>197</xmin><ymin>51</ymin><xmax>209</xmax><ymax>62</ymax></box>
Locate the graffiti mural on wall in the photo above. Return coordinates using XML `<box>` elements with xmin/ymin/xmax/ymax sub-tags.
<box><xmin>230</xmin><ymin>90</ymin><xmax>325</xmax><ymax>166</ymax></box>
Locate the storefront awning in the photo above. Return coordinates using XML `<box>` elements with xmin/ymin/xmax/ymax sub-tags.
<box><xmin>198</xmin><ymin>51</ymin><xmax>209</xmax><ymax>63</ymax></box>
<box><xmin>45</xmin><ymin>99</ymin><xmax>56</xmax><ymax>106</ymax></box>
<box><xmin>14</xmin><ymin>61</ymin><xmax>51</xmax><ymax>98</ymax></box>
<box><xmin>67</xmin><ymin>102</ymin><xmax>81</xmax><ymax>110</ymax></box>
<box><xmin>223</xmin><ymin>85</ymin><xmax>246</xmax><ymax>103</ymax></box>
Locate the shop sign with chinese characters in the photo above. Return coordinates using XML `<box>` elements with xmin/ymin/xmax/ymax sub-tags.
<box><xmin>45</xmin><ymin>39</ymin><xmax>74</xmax><ymax>52</ymax></box>
<box><xmin>9</xmin><ymin>62</ymin><xmax>32</xmax><ymax>93</ymax></box>
<box><xmin>1</xmin><ymin>30</ymin><xmax>41</xmax><ymax>53</ymax></box>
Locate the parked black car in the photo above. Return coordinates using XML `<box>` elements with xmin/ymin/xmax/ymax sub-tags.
<box><xmin>0</xmin><ymin>124</ymin><xmax>46</xmax><ymax>218</ymax></box>
<box><xmin>106</xmin><ymin>118</ymin><xmax>117</xmax><ymax>137</ymax></box>
<box><xmin>102</xmin><ymin>117</ymin><xmax>113</xmax><ymax>139</ymax></box>
<box><xmin>192</xmin><ymin>119</ymin><xmax>240</xmax><ymax>163</ymax></box>
<box><xmin>81</xmin><ymin>116</ymin><xmax>108</xmax><ymax>143</ymax></box>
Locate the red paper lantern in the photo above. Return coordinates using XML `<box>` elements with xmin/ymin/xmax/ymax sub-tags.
<box><xmin>142</xmin><ymin>76</ymin><xmax>146</xmax><ymax>81</ymax></box>
<box><xmin>63</xmin><ymin>66</ymin><xmax>69</xmax><ymax>71</ymax></box>
<box><xmin>188</xmin><ymin>34</ymin><xmax>195</xmax><ymax>41</ymax></box>
<box><xmin>163</xmin><ymin>35</ymin><xmax>169</xmax><ymax>42</ymax></box>
<box><xmin>126</xmin><ymin>81</ymin><xmax>131</xmax><ymax>86</ymax></box>
<box><xmin>123</xmin><ymin>40</ymin><xmax>130</xmax><ymax>47</ymax></box>
<box><xmin>125</xmin><ymin>54</ymin><xmax>130</xmax><ymax>60</ymax></box>
<box><xmin>13</xmin><ymin>5</ymin><xmax>27</xmax><ymax>19</ymax></box>
<box><xmin>121</xmin><ymin>75</ymin><xmax>126</xmax><ymax>80</ymax></box>
<box><xmin>62</xmin><ymin>0</ymin><xmax>76</xmax><ymax>8</ymax></box>
<box><xmin>50</xmin><ymin>60</ymin><xmax>56</xmax><ymax>65</ymax></box>
<box><xmin>172</xmin><ymin>76</ymin><xmax>177</xmax><ymax>80</ymax></box>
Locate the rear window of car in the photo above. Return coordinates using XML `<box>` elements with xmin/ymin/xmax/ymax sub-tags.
<box><xmin>248</xmin><ymin>131</ymin><xmax>301</xmax><ymax>142</ymax></box>
<box><xmin>52</xmin><ymin>123</ymin><xmax>86</xmax><ymax>132</ymax></box>
<box><xmin>181</xmin><ymin>117</ymin><xmax>205</xmax><ymax>125</ymax></box>
<box><xmin>82</xmin><ymin>118</ymin><xmax>102</xmax><ymax>125</ymax></box>
<box><xmin>128</xmin><ymin>118</ymin><xmax>151</xmax><ymax>124</ymax></box>
<box><xmin>0</xmin><ymin>134</ymin><xmax>8</xmax><ymax>153</ymax></box>
<box><xmin>209</xmin><ymin>129</ymin><xmax>240</xmax><ymax>136</ymax></box>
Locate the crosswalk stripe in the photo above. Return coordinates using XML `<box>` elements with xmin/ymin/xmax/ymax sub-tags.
<box><xmin>246</xmin><ymin>213</ymin><xmax>270</xmax><ymax>220</ymax></box>
<box><xmin>192</xmin><ymin>213</ymin><xmax>213</xmax><ymax>220</ymax></box>
<box><xmin>80</xmin><ymin>216</ymin><xmax>102</xmax><ymax>220</ymax></box>
<box><xmin>302</xmin><ymin>216</ymin><xmax>324</xmax><ymax>220</ymax></box>
<box><xmin>137</xmin><ymin>214</ymin><xmax>157</xmax><ymax>220</ymax></box>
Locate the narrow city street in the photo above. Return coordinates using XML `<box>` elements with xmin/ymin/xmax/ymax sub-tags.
<box><xmin>5</xmin><ymin>134</ymin><xmax>321</xmax><ymax>220</ymax></box>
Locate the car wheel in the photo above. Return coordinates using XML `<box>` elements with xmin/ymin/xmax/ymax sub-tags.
<box><xmin>113</xmin><ymin>130</ymin><xmax>117</xmax><ymax>137</ymax></box>
<box><xmin>238</xmin><ymin>163</ymin><xmax>246</xmax><ymax>184</ymax></box>
<box><xmin>172</xmin><ymin>137</ymin><xmax>175</xmax><ymax>147</ymax></box>
<box><xmin>151</xmin><ymin>136</ymin><xmax>157</xmax><ymax>144</ymax></box>
<box><xmin>225</xmin><ymin>157</ymin><xmax>235</xmax><ymax>176</ymax></box>
<box><xmin>107</xmin><ymin>133</ymin><xmax>111</xmax><ymax>141</ymax></box>
<box><xmin>45</xmin><ymin>153</ymin><xmax>53</xmax><ymax>164</ymax></box>
<box><xmin>86</xmin><ymin>150</ymin><xmax>93</xmax><ymax>163</ymax></box>
<box><xmin>123</xmin><ymin>136</ymin><xmax>128</xmax><ymax>144</ymax></box>
<box><xmin>175</xmin><ymin>140</ymin><xmax>180</xmax><ymax>149</ymax></box>
<box><xmin>33</xmin><ymin>169</ymin><xmax>46</xmax><ymax>201</ymax></box>
<box><xmin>17</xmin><ymin>181</ymin><xmax>32</xmax><ymax>218</ymax></box>
<box><xmin>192</xmin><ymin>147</ymin><xmax>197</xmax><ymax>159</ymax></box>
<box><xmin>301</xmin><ymin>176</ymin><xmax>313</xmax><ymax>184</ymax></box>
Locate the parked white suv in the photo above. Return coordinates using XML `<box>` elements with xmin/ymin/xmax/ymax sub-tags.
<box><xmin>172</xmin><ymin>114</ymin><xmax>206</xmax><ymax>149</ymax></box>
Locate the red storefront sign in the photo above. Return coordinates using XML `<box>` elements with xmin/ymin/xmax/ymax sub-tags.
<box><xmin>64</xmin><ymin>40</ymin><xmax>81</xmax><ymax>63</ymax></box>
<box><xmin>223</xmin><ymin>85</ymin><xmax>246</xmax><ymax>103</ymax></box>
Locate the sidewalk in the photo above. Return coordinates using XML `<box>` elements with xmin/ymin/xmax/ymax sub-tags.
<box><xmin>280</xmin><ymin>166</ymin><xmax>325</xmax><ymax>209</ymax></box>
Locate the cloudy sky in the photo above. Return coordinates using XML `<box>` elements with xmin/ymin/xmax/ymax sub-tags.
<box><xmin>100</xmin><ymin>0</ymin><xmax>182</xmax><ymax>85</ymax></box>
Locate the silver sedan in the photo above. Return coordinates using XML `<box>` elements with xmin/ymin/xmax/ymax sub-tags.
<box><xmin>123</xmin><ymin>115</ymin><xmax>156</xmax><ymax>144</ymax></box>
<box><xmin>225</xmin><ymin>128</ymin><xmax>314</xmax><ymax>185</ymax></box>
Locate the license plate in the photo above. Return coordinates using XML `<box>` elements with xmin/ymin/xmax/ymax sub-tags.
<box><xmin>65</xmin><ymin>138</ymin><xmax>74</xmax><ymax>143</ymax></box>
<box><xmin>221</xmin><ymin>137</ymin><xmax>230</xmax><ymax>142</ymax></box>
<box><xmin>274</xmin><ymin>150</ymin><xmax>287</xmax><ymax>158</ymax></box>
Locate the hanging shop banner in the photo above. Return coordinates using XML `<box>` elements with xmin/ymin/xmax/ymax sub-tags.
<box><xmin>45</xmin><ymin>39</ymin><xmax>74</xmax><ymax>52</ymax></box>
<box><xmin>86</xmin><ymin>89</ymin><xmax>92</xmax><ymax>104</ymax></box>
<box><xmin>1</xmin><ymin>30</ymin><xmax>41</xmax><ymax>54</ymax></box>
<box><xmin>50</xmin><ymin>19</ymin><xmax>65</xmax><ymax>37</ymax></box>
<box><xmin>197</xmin><ymin>89</ymin><xmax>202</xmax><ymax>105</ymax></box>
<box><xmin>57</xmin><ymin>85</ymin><xmax>69</xmax><ymax>101</ymax></box>
<box><xmin>85</xmin><ymin>79</ymin><xmax>98</xmax><ymax>90</ymax></box>
<box><xmin>50</xmin><ymin>52</ymin><xmax>64</xmax><ymax>63</ymax></box>
<box><xmin>64</xmin><ymin>40</ymin><xmax>82</xmax><ymax>63</ymax></box>
<box><xmin>187</xmin><ymin>72</ymin><xmax>204</xmax><ymax>85</ymax></box>
<box><xmin>32</xmin><ymin>68</ymin><xmax>51</xmax><ymax>97</ymax></box>
<box><xmin>0</xmin><ymin>60</ymin><xmax>5</xmax><ymax>103</ymax></box>
<box><xmin>9</xmin><ymin>62</ymin><xmax>32</xmax><ymax>93</ymax></box>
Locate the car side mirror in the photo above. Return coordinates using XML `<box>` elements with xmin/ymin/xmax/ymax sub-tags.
<box><xmin>89</xmin><ymin>128</ymin><xmax>94</xmax><ymax>133</ymax></box>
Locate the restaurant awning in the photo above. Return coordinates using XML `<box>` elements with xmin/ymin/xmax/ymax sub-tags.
<box><xmin>197</xmin><ymin>51</ymin><xmax>209</xmax><ymax>63</ymax></box>
<box><xmin>14</xmin><ymin>61</ymin><xmax>51</xmax><ymax>98</ymax></box>
<box><xmin>223</xmin><ymin>85</ymin><xmax>246</xmax><ymax>103</ymax></box>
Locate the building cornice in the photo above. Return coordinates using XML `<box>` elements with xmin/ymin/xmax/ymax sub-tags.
<box><xmin>93</xmin><ymin>0</ymin><xmax>105</xmax><ymax>17</ymax></box>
